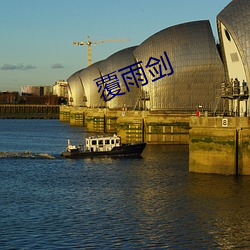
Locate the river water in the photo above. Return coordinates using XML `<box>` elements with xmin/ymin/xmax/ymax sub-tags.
<box><xmin>0</xmin><ymin>119</ymin><xmax>250</xmax><ymax>249</ymax></box>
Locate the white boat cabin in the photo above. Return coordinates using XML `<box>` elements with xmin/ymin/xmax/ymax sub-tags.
<box><xmin>85</xmin><ymin>134</ymin><xmax>121</xmax><ymax>152</ymax></box>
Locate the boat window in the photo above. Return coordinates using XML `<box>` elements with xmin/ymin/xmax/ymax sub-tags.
<box><xmin>92</xmin><ymin>140</ymin><xmax>97</xmax><ymax>145</ymax></box>
<box><xmin>105</xmin><ymin>140</ymin><xmax>110</xmax><ymax>144</ymax></box>
<box><xmin>116</xmin><ymin>139</ymin><xmax>120</xmax><ymax>144</ymax></box>
<box><xmin>98</xmin><ymin>140</ymin><xmax>103</xmax><ymax>145</ymax></box>
<box><xmin>111</xmin><ymin>139</ymin><xmax>114</xmax><ymax>144</ymax></box>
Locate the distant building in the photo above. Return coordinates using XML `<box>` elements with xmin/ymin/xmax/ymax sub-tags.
<box><xmin>21</xmin><ymin>86</ymin><xmax>40</xmax><ymax>96</ymax></box>
<box><xmin>52</xmin><ymin>80</ymin><xmax>68</xmax><ymax>98</ymax></box>
<box><xmin>20</xmin><ymin>85</ymin><xmax>59</xmax><ymax>105</ymax></box>
<box><xmin>21</xmin><ymin>95</ymin><xmax>59</xmax><ymax>105</ymax></box>
<box><xmin>21</xmin><ymin>86</ymin><xmax>53</xmax><ymax>96</ymax></box>
<box><xmin>43</xmin><ymin>86</ymin><xmax>53</xmax><ymax>96</ymax></box>
<box><xmin>0</xmin><ymin>92</ymin><xmax>19</xmax><ymax>104</ymax></box>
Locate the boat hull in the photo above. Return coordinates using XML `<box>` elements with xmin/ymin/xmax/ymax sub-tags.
<box><xmin>62</xmin><ymin>142</ymin><xmax>146</xmax><ymax>159</ymax></box>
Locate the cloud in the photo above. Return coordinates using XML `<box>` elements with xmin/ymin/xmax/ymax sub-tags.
<box><xmin>1</xmin><ymin>63</ymin><xmax>36</xmax><ymax>70</ymax></box>
<box><xmin>23</xmin><ymin>64</ymin><xmax>36</xmax><ymax>70</ymax></box>
<box><xmin>51</xmin><ymin>63</ymin><xmax>64</xmax><ymax>69</ymax></box>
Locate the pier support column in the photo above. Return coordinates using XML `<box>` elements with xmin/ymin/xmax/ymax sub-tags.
<box><xmin>189</xmin><ymin>117</ymin><xmax>250</xmax><ymax>175</ymax></box>
<box><xmin>69</xmin><ymin>107</ymin><xmax>85</xmax><ymax>126</ymax></box>
<box><xmin>84</xmin><ymin>108</ymin><xmax>105</xmax><ymax>132</ymax></box>
<box><xmin>145</xmin><ymin>114</ymin><xmax>189</xmax><ymax>144</ymax></box>
<box><xmin>116</xmin><ymin>111</ymin><xmax>144</xmax><ymax>143</ymax></box>
<box><xmin>59</xmin><ymin>106</ymin><xmax>71</xmax><ymax>122</ymax></box>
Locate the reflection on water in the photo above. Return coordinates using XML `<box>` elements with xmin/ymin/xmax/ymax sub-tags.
<box><xmin>0</xmin><ymin>120</ymin><xmax>250</xmax><ymax>249</ymax></box>
<box><xmin>186</xmin><ymin>174</ymin><xmax>250</xmax><ymax>249</ymax></box>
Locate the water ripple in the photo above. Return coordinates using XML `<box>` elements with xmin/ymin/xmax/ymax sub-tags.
<box><xmin>0</xmin><ymin>120</ymin><xmax>250</xmax><ymax>249</ymax></box>
<box><xmin>0</xmin><ymin>151</ymin><xmax>55</xmax><ymax>159</ymax></box>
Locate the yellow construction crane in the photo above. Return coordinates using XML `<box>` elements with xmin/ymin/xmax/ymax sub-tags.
<box><xmin>73</xmin><ymin>35</ymin><xmax>129</xmax><ymax>66</ymax></box>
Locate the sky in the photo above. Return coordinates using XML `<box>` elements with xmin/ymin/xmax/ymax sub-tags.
<box><xmin>0</xmin><ymin>0</ymin><xmax>232</xmax><ymax>92</ymax></box>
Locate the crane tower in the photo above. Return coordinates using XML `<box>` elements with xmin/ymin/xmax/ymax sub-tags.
<box><xmin>73</xmin><ymin>35</ymin><xmax>129</xmax><ymax>66</ymax></box>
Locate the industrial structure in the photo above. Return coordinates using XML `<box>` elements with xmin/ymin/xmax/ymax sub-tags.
<box><xmin>67</xmin><ymin>69</ymin><xmax>85</xmax><ymax>106</ymax></box>
<box><xmin>68</xmin><ymin>21</ymin><xmax>225</xmax><ymax>113</ymax></box>
<box><xmin>95</xmin><ymin>46</ymin><xmax>139</xmax><ymax>109</ymax></box>
<box><xmin>73</xmin><ymin>35</ymin><xmax>129</xmax><ymax>66</ymax></box>
<box><xmin>67</xmin><ymin>0</ymin><xmax>249</xmax><ymax>117</ymax></box>
<box><xmin>0</xmin><ymin>81</ymin><xmax>68</xmax><ymax>105</ymax></box>
<box><xmin>133</xmin><ymin>20</ymin><xmax>224</xmax><ymax>112</ymax></box>
<box><xmin>79</xmin><ymin>61</ymin><xmax>105</xmax><ymax>108</ymax></box>
<box><xmin>52</xmin><ymin>80</ymin><xmax>68</xmax><ymax>99</ymax></box>
<box><xmin>62</xmin><ymin>0</ymin><xmax>250</xmax><ymax>176</ymax></box>
<box><xmin>217</xmin><ymin>0</ymin><xmax>250</xmax><ymax>116</ymax></box>
<box><xmin>21</xmin><ymin>85</ymin><xmax>53</xmax><ymax>96</ymax></box>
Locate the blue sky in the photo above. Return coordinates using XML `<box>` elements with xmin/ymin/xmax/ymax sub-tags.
<box><xmin>0</xmin><ymin>0</ymin><xmax>231</xmax><ymax>92</ymax></box>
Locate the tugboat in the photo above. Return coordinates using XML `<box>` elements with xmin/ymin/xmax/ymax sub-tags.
<box><xmin>61</xmin><ymin>134</ymin><xmax>146</xmax><ymax>158</ymax></box>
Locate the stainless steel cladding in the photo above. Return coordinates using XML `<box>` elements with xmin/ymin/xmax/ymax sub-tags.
<box><xmin>98</xmin><ymin>46</ymin><xmax>139</xmax><ymax>109</ymax></box>
<box><xmin>79</xmin><ymin>61</ymin><xmax>106</xmax><ymax>108</ymax></box>
<box><xmin>133</xmin><ymin>20</ymin><xmax>225</xmax><ymax>111</ymax></box>
<box><xmin>67</xmin><ymin>69</ymin><xmax>86</xmax><ymax>106</ymax></box>
<box><xmin>217</xmin><ymin>0</ymin><xmax>250</xmax><ymax>84</ymax></box>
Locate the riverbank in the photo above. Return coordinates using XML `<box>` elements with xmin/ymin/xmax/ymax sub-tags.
<box><xmin>0</xmin><ymin>104</ymin><xmax>59</xmax><ymax>119</ymax></box>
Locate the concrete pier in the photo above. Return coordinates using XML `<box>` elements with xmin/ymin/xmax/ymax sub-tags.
<box><xmin>59</xmin><ymin>106</ymin><xmax>190</xmax><ymax>144</ymax></box>
<box><xmin>60</xmin><ymin>106</ymin><xmax>250</xmax><ymax>175</ymax></box>
<box><xmin>59</xmin><ymin>105</ymin><xmax>72</xmax><ymax>122</ymax></box>
<box><xmin>189</xmin><ymin>117</ymin><xmax>250</xmax><ymax>175</ymax></box>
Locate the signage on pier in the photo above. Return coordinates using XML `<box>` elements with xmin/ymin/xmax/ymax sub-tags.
<box><xmin>222</xmin><ymin>118</ymin><xmax>228</xmax><ymax>127</ymax></box>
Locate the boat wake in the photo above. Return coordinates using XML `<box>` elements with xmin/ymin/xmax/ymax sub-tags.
<box><xmin>0</xmin><ymin>151</ymin><xmax>55</xmax><ymax>159</ymax></box>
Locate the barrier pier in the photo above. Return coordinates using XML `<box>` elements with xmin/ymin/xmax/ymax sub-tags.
<box><xmin>189</xmin><ymin>117</ymin><xmax>250</xmax><ymax>175</ymax></box>
<box><xmin>59</xmin><ymin>106</ymin><xmax>190</xmax><ymax>144</ymax></box>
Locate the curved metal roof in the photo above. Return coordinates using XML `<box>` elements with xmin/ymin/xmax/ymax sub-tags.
<box><xmin>67</xmin><ymin>68</ymin><xmax>86</xmax><ymax>106</ymax></box>
<box><xmin>79</xmin><ymin>61</ymin><xmax>106</xmax><ymax>108</ymax></box>
<box><xmin>98</xmin><ymin>46</ymin><xmax>139</xmax><ymax>109</ymax></box>
<box><xmin>217</xmin><ymin>0</ymin><xmax>250</xmax><ymax>83</ymax></box>
<box><xmin>133</xmin><ymin>20</ymin><xmax>225</xmax><ymax>111</ymax></box>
